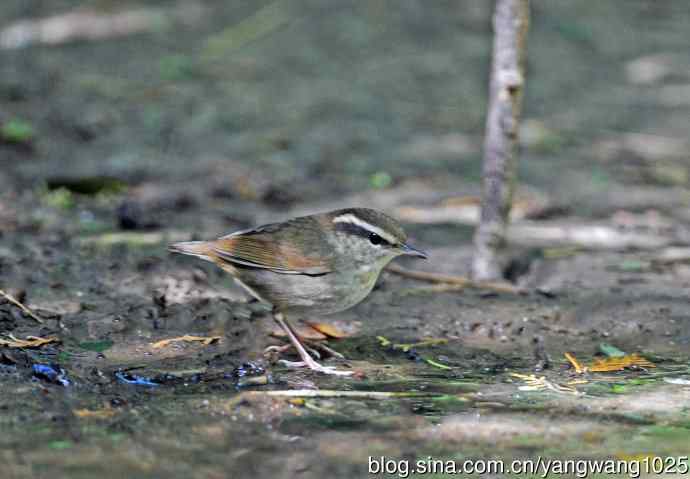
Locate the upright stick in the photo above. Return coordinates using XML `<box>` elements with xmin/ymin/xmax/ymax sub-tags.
<box><xmin>472</xmin><ymin>0</ymin><xmax>530</xmax><ymax>281</ymax></box>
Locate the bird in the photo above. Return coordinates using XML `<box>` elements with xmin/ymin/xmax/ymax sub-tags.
<box><xmin>169</xmin><ymin>207</ymin><xmax>427</xmax><ymax>375</ymax></box>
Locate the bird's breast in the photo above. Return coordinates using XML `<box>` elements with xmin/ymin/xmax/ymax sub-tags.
<box><xmin>236</xmin><ymin>264</ymin><xmax>384</xmax><ymax>316</ymax></box>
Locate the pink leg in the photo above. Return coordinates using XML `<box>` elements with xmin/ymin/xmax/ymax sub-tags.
<box><xmin>273</xmin><ymin>311</ymin><xmax>352</xmax><ymax>376</ymax></box>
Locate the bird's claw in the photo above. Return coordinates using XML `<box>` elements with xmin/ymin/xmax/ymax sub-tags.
<box><xmin>264</xmin><ymin>343</ymin><xmax>321</xmax><ymax>359</ymax></box>
<box><xmin>278</xmin><ymin>359</ymin><xmax>354</xmax><ymax>376</ymax></box>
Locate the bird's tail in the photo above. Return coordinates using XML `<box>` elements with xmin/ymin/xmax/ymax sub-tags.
<box><xmin>168</xmin><ymin>241</ymin><xmax>215</xmax><ymax>261</ymax></box>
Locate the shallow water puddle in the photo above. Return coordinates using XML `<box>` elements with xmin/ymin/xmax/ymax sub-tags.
<box><xmin>2</xmin><ymin>335</ymin><xmax>689</xmax><ymax>478</ymax></box>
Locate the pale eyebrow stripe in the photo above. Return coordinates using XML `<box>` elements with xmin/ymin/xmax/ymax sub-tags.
<box><xmin>332</xmin><ymin>213</ymin><xmax>397</xmax><ymax>244</ymax></box>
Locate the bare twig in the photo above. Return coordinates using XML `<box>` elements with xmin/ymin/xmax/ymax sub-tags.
<box><xmin>472</xmin><ymin>0</ymin><xmax>530</xmax><ymax>280</ymax></box>
<box><xmin>0</xmin><ymin>334</ymin><xmax>58</xmax><ymax>348</ymax></box>
<box><xmin>225</xmin><ymin>389</ymin><xmax>442</xmax><ymax>410</ymax></box>
<box><xmin>256</xmin><ymin>390</ymin><xmax>440</xmax><ymax>399</ymax></box>
<box><xmin>304</xmin><ymin>340</ymin><xmax>345</xmax><ymax>360</ymax></box>
<box><xmin>398</xmin><ymin>284</ymin><xmax>468</xmax><ymax>295</ymax></box>
<box><xmin>509</xmin><ymin>222</ymin><xmax>671</xmax><ymax>250</ymax></box>
<box><xmin>386</xmin><ymin>264</ymin><xmax>524</xmax><ymax>294</ymax></box>
<box><xmin>0</xmin><ymin>4</ymin><xmax>206</xmax><ymax>49</ymax></box>
<box><xmin>0</xmin><ymin>288</ymin><xmax>43</xmax><ymax>323</ymax></box>
<box><xmin>150</xmin><ymin>335</ymin><xmax>221</xmax><ymax>349</ymax></box>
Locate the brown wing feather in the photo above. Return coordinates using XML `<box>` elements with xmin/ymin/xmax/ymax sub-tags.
<box><xmin>212</xmin><ymin>224</ymin><xmax>332</xmax><ymax>275</ymax></box>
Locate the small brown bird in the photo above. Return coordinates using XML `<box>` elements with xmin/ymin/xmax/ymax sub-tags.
<box><xmin>169</xmin><ymin>207</ymin><xmax>427</xmax><ymax>375</ymax></box>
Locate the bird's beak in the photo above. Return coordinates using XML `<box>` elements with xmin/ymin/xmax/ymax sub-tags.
<box><xmin>400</xmin><ymin>243</ymin><xmax>428</xmax><ymax>259</ymax></box>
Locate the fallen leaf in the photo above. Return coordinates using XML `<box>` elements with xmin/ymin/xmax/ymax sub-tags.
<box><xmin>564</xmin><ymin>352</ymin><xmax>585</xmax><ymax>374</ymax></box>
<box><xmin>510</xmin><ymin>372</ymin><xmax>582</xmax><ymax>395</ymax></box>
<box><xmin>305</xmin><ymin>322</ymin><xmax>349</xmax><ymax>339</ymax></box>
<box><xmin>589</xmin><ymin>354</ymin><xmax>655</xmax><ymax>372</ymax></box>
<box><xmin>0</xmin><ymin>288</ymin><xmax>43</xmax><ymax>323</ymax></box>
<box><xmin>151</xmin><ymin>335</ymin><xmax>221</xmax><ymax>349</ymax></box>
<box><xmin>0</xmin><ymin>335</ymin><xmax>59</xmax><ymax>348</ymax></box>
<box><xmin>73</xmin><ymin>408</ymin><xmax>117</xmax><ymax>419</ymax></box>
<box><xmin>565</xmin><ymin>352</ymin><xmax>655</xmax><ymax>373</ymax></box>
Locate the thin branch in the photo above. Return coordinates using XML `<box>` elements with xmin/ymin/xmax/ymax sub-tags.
<box><xmin>0</xmin><ymin>288</ymin><xmax>44</xmax><ymax>323</ymax></box>
<box><xmin>256</xmin><ymin>390</ymin><xmax>440</xmax><ymax>399</ymax></box>
<box><xmin>386</xmin><ymin>264</ymin><xmax>524</xmax><ymax>294</ymax></box>
<box><xmin>472</xmin><ymin>0</ymin><xmax>530</xmax><ymax>280</ymax></box>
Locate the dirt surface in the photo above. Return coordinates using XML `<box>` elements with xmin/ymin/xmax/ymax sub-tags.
<box><xmin>2</xmin><ymin>1</ymin><xmax>690</xmax><ymax>478</ymax></box>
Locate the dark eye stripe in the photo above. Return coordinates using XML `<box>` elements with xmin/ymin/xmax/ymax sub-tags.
<box><xmin>334</xmin><ymin>222</ymin><xmax>391</xmax><ymax>245</ymax></box>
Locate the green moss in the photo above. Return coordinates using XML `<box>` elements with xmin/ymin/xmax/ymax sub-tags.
<box><xmin>159</xmin><ymin>55</ymin><xmax>195</xmax><ymax>81</ymax></box>
<box><xmin>641</xmin><ymin>425</ymin><xmax>690</xmax><ymax>441</ymax></box>
<box><xmin>42</xmin><ymin>187</ymin><xmax>75</xmax><ymax>210</ymax></box>
<box><xmin>48</xmin><ymin>440</ymin><xmax>73</xmax><ymax>450</ymax></box>
<box><xmin>370</xmin><ymin>171</ymin><xmax>392</xmax><ymax>189</ymax></box>
<box><xmin>1</xmin><ymin>119</ymin><xmax>34</xmax><ymax>143</ymax></box>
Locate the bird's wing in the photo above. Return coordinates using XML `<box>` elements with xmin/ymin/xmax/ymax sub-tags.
<box><xmin>211</xmin><ymin>220</ymin><xmax>333</xmax><ymax>275</ymax></box>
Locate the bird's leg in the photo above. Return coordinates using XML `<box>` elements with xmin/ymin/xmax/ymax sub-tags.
<box><xmin>272</xmin><ymin>311</ymin><xmax>353</xmax><ymax>376</ymax></box>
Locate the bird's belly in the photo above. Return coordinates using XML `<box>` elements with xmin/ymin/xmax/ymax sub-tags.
<box><xmin>238</xmin><ymin>268</ymin><xmax>379</xmax><ymax>316</ymax></box>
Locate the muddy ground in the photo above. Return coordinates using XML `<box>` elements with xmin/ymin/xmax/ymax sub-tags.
<box><xmin>1</xmin><ymin>1</ymin><xmax>690</xmax><ymax>478</ymax></box>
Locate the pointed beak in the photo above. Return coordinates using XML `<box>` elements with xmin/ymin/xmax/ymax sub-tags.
<box><xmin>400</xmin><ymin>243</ymin><xmax>428</xmax><ymax>259</ymax></box>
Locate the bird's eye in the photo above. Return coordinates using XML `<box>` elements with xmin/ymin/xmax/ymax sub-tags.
<box><xmin>368</xmin><ymin>233</ymin><xmax>384</xmax><ymax>246</ymax></box>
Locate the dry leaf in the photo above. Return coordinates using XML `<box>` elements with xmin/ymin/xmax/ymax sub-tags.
<box><xmin>510</xmin><ymin>372</ymin><xmax>582</xmax><ymax>395</ymax></box>
<box><xmin>73</xmin><ymin>408</ymin><xmax>117</xmax><ymax>419</ymax></box>
<box><xmin>0</xmin><ymin>335</ymin><xmax>59</xmax><ymax>348</ymax></box>
<box><xmin>564</xmin><ymin>352</ymin><xmax>585</xmax><ymax>373</ymax></box>
<box><xmin>151</xmin><ymin>335</ymin><xmax>221</xmax><ymax>349</ymax></box>
<box><xmin>305</xmin><ymin>322</ymin><xmax>349</xmax><ymax>339</ymax></box>
<box><xmin>589</xmin><ymin>354</ymin><xmax>655</xmax><ymax>372</ymax></box>
<box><xmin>564</xmin><ymin>352</ymin><xmax>655</xmax><ymax>373</ymax></box>
<box><xmin>0</xmin><ymin>288</ymin><xmax>43</xmax><ymax>323</ymax></box>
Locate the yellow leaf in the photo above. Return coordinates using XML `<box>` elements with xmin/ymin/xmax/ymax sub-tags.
<box><xmin>73</xmin><ymin>408</ymin><xmax>116</xmax><ymax>419</ymax></box>
<box><xmin>151</xmin><ymin>335</ymin><xmax>221</xmax><ymax>349</ymax></box>
<box><xmin>0</xmin><ymin>335</ymin><xmax>59</xmax><ymax>348</ymax></box>
<box><xmin>589</xmin><ymin>354</ymin><xmax>655</xmax><ymax>372</ymax></box>
<box><xmin>565</xmin><ymin>352</ymin><xmax>585</xmax><ymax>373</ymax></box>
<box><xmin>564</xmin><ymin>352</ymin><xmax>655</xmax><ymax>373</ymax></box>
<box><xmin>510</xmin><ymin>372</ymin><xmax>581</xmax><ymax>395</ymax></box>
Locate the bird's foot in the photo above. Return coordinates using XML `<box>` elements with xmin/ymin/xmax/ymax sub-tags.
<box><xmin>271</xmin><ymin>311</ymin><xmax>352</xmax><ymax>376</ymax></box>
<box><xmin>264</xmin><ymin>343</ymin><xmax>321</xmax><ymax>359</ymax></box>
<box><xmin>306</xmin><ymin>340</ymin><xmax>345</xmax><ymax>359</ymax></box>
<box><xmin>278</xmin><ymin>359</ymin><xmax>354</xmax><ymax>376</ymax></box>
